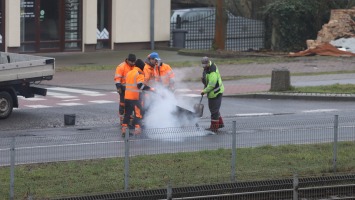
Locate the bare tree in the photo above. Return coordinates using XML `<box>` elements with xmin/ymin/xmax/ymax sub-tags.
<box><xmin>212</xmin><ymin>0</ymin><xmax>228</xmax><ymax>50</ymax></box>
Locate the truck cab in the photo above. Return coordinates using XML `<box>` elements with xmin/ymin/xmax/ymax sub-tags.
<box><xmin>0</xmin><ymin>52</ymin><xmax>55</xmax><ymax>119</ymax></box>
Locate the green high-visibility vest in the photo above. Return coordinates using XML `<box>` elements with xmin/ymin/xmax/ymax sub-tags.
<box><xmin>202</xmin><ymin>62</ymin><xmax>224</xmax><ymax>98</ymax></box>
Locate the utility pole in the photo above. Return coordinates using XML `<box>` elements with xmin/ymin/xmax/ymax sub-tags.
<box><xmin>214</xmin><ymin>0</ymin><xmax>226</xmax><ymax>50</ymax></box>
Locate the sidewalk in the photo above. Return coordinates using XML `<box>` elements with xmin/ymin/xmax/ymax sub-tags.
<box><xmin>39</xmin><ymin>50</ymin><xmax>355</xmax><ymax>101</ymax></box>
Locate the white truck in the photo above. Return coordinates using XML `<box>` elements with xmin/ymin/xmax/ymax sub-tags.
<box><xmin>0</xmin><ymin>52</ymin><xmax>55</xmax><ymax>119</ymax></box>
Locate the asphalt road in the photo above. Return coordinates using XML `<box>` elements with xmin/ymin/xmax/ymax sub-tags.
<box><xmin>2</xmin><ymin>93</ymin><xmax>355</xmax><ymax>166</ymax></box>
<box><xmin>1</xmin><ymin>51</ymin><xmax>355</xmax><ymax>165</ymax></box>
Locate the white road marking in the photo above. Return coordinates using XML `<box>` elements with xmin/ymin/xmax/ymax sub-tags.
<box><xmin>302</xmin><ymin>109</ymin><xmax>338</xmax><ymax>113</ymax></box>
<box><xmin>62</xmin><ymin>99</ymin><xmax>81</xmax><ymax>102</ymax></box>
<box><xmin>180</xmin><ymin>94</ymin><xmax>201</xmax><ymax>97</ymax></box>
<box><xmin>89</xmin><ymin>100</ymin><xmax>115</xmax><ymax>104</ymax></box>
<box><xmin>84</xmin><ymin>93</ymin><xmax>106</xmax><ymax>96</ymax></box>
<box><xmin>24</xmin><ymin>105</ymin><xmax>52</xmax><ymax>108</ymax></box>
<box><xmin>47</xmin><ymin>91</ymin><xmax>77</xmax><ymax>99</ymax></box>
<box><xmin>17</xmin><ymin>87</ymin><xmax>208</xmax><ymax>108</ymax></box>
<box><xmin>47</xmin><ymin>87</ymin><xmax>103</xmax><ymax>96</ymax></box>
<box><xmin>236</xmin><ymin>113</ymin><xmax>273</xmax><ymax>117</ymax></box>
<box><xmin>17</xmin><ymin>97</ymin><xmax>46</xmax><ymax>101</ymax></box>
<box><xmin>0</xmin><ymin>140</ymin><xmax>121</xmax><ymax>152</ymax></box>
<box><xmin>57</xmin><ymin>103</ymin><xmax>84</xmax><ymax>106</ymax></box>
<box><xmin>175</xmin><ymin>89</ymin><xmax>193</xmax><ymax>92</ymax></box>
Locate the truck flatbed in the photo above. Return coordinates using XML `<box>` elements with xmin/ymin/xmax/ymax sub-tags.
<box><xmin>0</xmin><ymin>52</ymin><xmax>55</xmax><ymax>83</ymax></box>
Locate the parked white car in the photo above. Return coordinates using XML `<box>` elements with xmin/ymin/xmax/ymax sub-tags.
<box><xmin>171</xmin><ymin>7</ymin><xmax>215</xmax><ymax>23</ymax></box>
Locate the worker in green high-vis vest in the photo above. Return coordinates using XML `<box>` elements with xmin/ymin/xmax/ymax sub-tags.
<box><xmin>200</xmin><ymin>56</ymin><xmax>225</xmax><ymax>132</ymax></box>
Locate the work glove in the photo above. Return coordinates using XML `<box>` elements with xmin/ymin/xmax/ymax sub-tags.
<box><xmin>201</xmin><ymin>91</ymin><xmax>205</xmax><ymax>96</ymax></box>
<box><xmin>116</xmin><ymin>83</ymin><xmax>122</xmax><ymax>94</ymax></box>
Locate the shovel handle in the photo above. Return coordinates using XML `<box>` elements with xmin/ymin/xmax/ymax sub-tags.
<box><xmin>199</xmin><ymin>94</ymin><xmax>203</xmax><ymax>104</ymax></box>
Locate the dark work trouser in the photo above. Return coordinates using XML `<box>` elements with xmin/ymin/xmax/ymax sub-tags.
<box><xmin>118</xmin><ymin>87</ymin><xmax>126</xmax><ymax>115</ymax></box>
<box><xmin>208</xmin><ymin>93</ymin><xmax>222</xmax><ymax>120</ymax></box>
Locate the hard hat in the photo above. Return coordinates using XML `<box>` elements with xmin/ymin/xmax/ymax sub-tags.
<box><xmin>149</xmin><ymin>52</ymin><xmax>161</xmax><ymax>61</ymax></box>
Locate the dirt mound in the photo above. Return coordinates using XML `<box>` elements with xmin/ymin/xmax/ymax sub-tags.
<box><xmin>289</xmin><ymin>43</ymin><xmax>355</xmax><ymax>57</ymax></box>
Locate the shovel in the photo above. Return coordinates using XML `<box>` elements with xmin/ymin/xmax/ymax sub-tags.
<box><xmin>193</xmin><ymin>95</ymin><xmax>204</xmax><ymax>117</ymax></box>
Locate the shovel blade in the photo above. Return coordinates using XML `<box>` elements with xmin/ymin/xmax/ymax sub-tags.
<box><xmin>193</xmin><ymin>103</ymin><xmax>204</xmax><ymax>117</ymax></box>
<box><xmin>176</xmin><ymin>106</ymin><xmax>195</xmax><ymax>116</ymax></box>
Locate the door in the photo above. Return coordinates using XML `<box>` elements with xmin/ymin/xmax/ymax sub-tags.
<box><xmin>20</xmin><ymin>0</ymin><xmax>82</xmax><ymax>53</ymax></box>
<box><xmin>96</xmin><ymin>0</ymin><xmax>111</xmax><ymax>49</ymax></box>
<box><xmin>0</xmin><ymin>0</ymin><xmax>4</xmax><ymax>51</ymax></box>
<box><xmin>38</xmin><ymin>0</ymin><xmax>61</xmax><ymax>51</ymax></box>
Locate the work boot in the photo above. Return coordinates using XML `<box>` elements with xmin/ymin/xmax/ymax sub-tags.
<box><xmin>133</xmin><ymin>126</ymin><xmax>142</xmax><ymax>135</ymax></box>
<box><xmin>205</xmin><ymin>120</ymin><xmax>219</xmax><ymax>133</ymax></box>
<box><xmin>219</xmin><ymin>116</ymin><xmax>224</xmax><ymax>128</ymax></box>
<box><xmin>121</xmin><ymin>125</ymin><xmax>127</xmax><ymax>137</ymax></box>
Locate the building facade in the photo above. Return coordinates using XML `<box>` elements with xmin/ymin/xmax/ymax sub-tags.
<box><xmin>0</xmin><ymin>0</ymin><xmax>170</xmax><ymax>53</ymax></box>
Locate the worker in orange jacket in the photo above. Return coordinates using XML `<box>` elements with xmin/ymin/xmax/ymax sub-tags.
<box><xmin>114</xmin><ymin>54</ymin><xmax>136</xmax><ymax>124</ymax></box>
<box><xmin>142</xmin><ymin>52</ymin><xmax>158</xmax><ymax>114</ymax></box>
<box><xmin>148</xmin><ymin>52</ymin><xmax>175</xmax><ymax>91</ymax></box>
<box><xmin>144</xmin><ymin>53</ymin><xmax>156</xmax><ymax>86</ymax></box>
<box><xmin>121</xmin><ymin>59</ymin><xmax>155</xmax><ymax>136</ymax></box>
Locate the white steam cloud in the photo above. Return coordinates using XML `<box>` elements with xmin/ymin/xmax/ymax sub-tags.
<box><xmin>144</xmin><ymin>84</ymin><xmax>198</xmax><ymax>129</ymax></box>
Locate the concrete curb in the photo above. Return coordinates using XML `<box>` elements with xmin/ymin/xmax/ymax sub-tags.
<box><xmin>226</xmin><ymin>93</ymin><xmax>355</xmax><ymax>101</ymax></box>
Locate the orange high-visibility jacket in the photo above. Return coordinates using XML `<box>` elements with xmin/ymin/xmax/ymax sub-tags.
<box><xmin>114</xmin><ymin>60</ymin><xmax>134</xmax><ymax>86</ymax></box>
<box><xmin>154</xmin><ymin>63</ymin><xmax>175</xmax><ymax>87</ymax></box>
<box><xmin>125</xmin><ymin>67</ymin><xmax>146</xmax><ymax>100</ymax></box>
<box><xmin>143</xmin><ymin>63</ymin><xmax>155</xmax><ymax>86</ymax></box>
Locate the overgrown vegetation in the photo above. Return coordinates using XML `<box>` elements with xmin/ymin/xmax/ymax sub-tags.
<box><xmin>263</xmin><ymin>0</ymin><xmax>355</xmax><ymax>51</ymax></box>
<box><xmin>175</xmin><ymin>0</ymin><xmax>355</xmax><ymax>51</ymax></box>
<box><xmin>264</xmin><ymin>0</ymin><xmax>322</xmax><ymax>51</ymax></box>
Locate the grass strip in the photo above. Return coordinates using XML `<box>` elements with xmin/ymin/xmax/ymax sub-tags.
<box><xmin>1</xmin><ymin>142</ymin><xmax>355</xmax><ymax>199</ymax></box>
<box><xmin>55</xmin><ymin>56</ymin><xmax>295</xmax><ymax>72</ymax></box>
<box><xmin>290</xmin><ymin>83</ymin><xmax>355</xmax><ymax>94</ymax></box>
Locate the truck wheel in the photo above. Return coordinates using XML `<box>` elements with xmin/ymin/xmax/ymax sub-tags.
<box><xmin>0</xmin><ymin>92</ymin><xmax>13</xmax><ymax>119</ymax></box>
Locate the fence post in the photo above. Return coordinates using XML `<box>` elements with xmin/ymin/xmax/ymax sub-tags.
<box><xmin>124</xmin><ymin>128</ymin><xmax>130</xmax><ymax>191</ymax></box>
<box><xmin>10</xmin><ymin>137</ymin><xmax>15</xmax><ymax>200</ymax></box>
<box><xmin>333</xmin><ymin>115</ymin><xmax>338</xmax><ymax>173</ymax></box>
<box><xmin>293</xmin><ymin>173</ymin><xmax>298</xmax><ymax>200</ymax></box>
<box><xmin>167</xmin><ymin>182</ymin><xmax>172</xmax><ymax>200</ymax></box>
<box><xmin>231</xmin><ymin>121</ymin><xmax>237</xmax><ymax>182</ymax></box>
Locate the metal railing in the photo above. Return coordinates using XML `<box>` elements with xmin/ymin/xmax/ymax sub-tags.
<box><xmin>170</xmin><ymin>11</ymin><xmax>265</xmax><ymax>51</ymax></box>
<box><xmin>1</xmin><ymin>115</ymin><xmax>355</xmax><ymax>199</ymax></box>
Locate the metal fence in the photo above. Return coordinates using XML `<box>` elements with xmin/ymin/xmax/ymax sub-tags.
<box><xmin>170</xmin><ymin>10</ymin><xmax>265</xmax><ymax>51</ymax></box>
<box><xmin>1</xmin><ymin>115</ymin><xmax>355</xmax><ymax>199</ymax></box>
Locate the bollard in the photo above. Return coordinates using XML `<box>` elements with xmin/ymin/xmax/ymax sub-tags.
<box><xmin>270</xmin><ymin>68</ymin><xmax>291</xmax><ymax>91</ymax></box>
<box><xmin>64</xmin><ymin>114</ymin><xmax>76</xmax><ymax>126</ymax></box>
